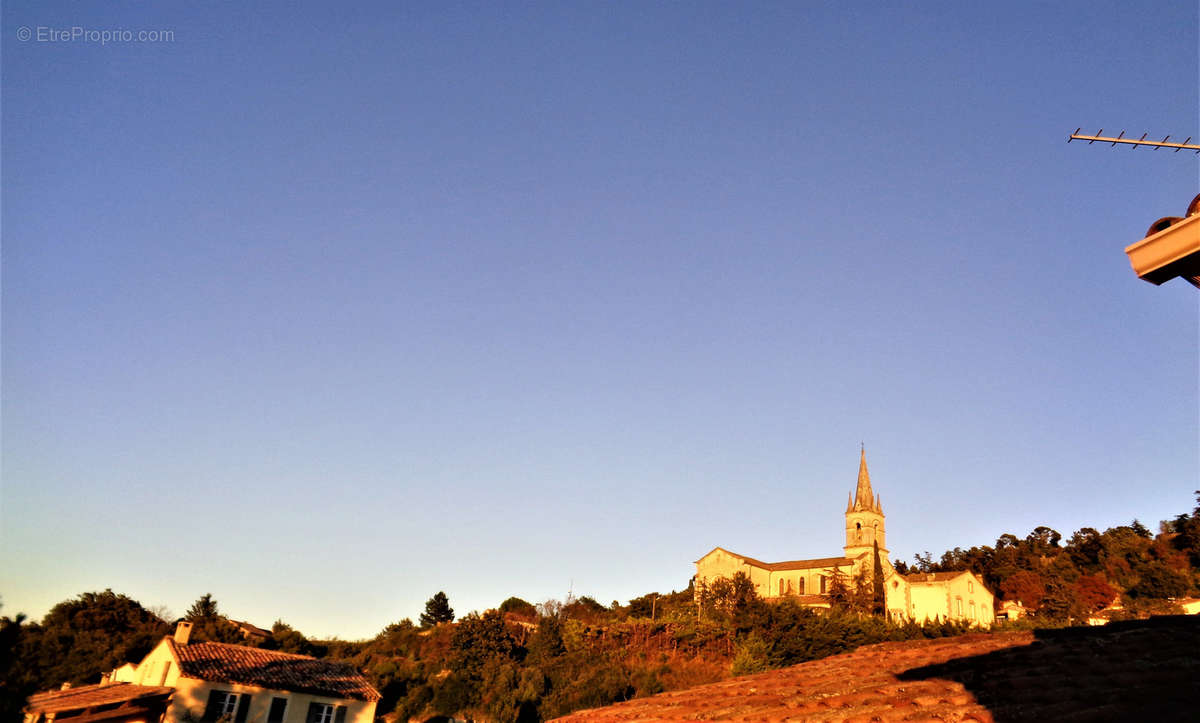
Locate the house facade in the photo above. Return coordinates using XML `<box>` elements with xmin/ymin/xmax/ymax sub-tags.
<box><xmin>695</xmin><ymin>450</ymin><xmax>995</xmax><ymax>627</ymax></box>
<box><xmin>106</xmin><ymin>622</ymin><xmax>380</xmax><ymax>723</ymax></box>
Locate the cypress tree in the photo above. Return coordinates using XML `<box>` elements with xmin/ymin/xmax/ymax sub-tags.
<box><xmin>872</xmin><ymin>540</ymin><xmax>886</xmax><ymax>616</ymax></box>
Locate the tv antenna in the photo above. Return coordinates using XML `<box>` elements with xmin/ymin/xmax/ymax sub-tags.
<box><xmin>1068</xmin><ymin>128</ymin><xmax>1200</xmax><ymax>153</ymax></box>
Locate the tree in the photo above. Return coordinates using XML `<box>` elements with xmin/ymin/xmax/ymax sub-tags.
<box><xmin>872</xmin><ymin>540</ymin><xmax>886</xmax><ymax>616</ymax></box>
<box><xmin>700</xmin><ymin>573</ymin><xmax>759</xmax><ymax>616</ymax></box>
<box><xmin>1072</xmin><ymin>574</ymin><xmax>1117</xmax><ymax>614</ymax></box>
<box><xmin>266</xmin><ymin>620</ymin><xmax>313</xmax><ymax>655</ymax></box>
<box><xmin>562</xmin><ymin>596</ymin><xmax>608</xmax><ymax>622</ymax></box>
<box><xmin>1128</xmin><ymin>561</ymin><xmax>1190</xmax><ymax>599</ymax></box>
<box><xmin>420</xmin><ymin>592</ymin><xmax>455</xmax><ymax>627</ymax></box>
<box><xmin>180</xmin><ymin>594</ymin><xmax>243</xmax><ymax>644</ymax></box>
<box><xmin>449</xmin><ymin>611</ymin><xmax>519</xmax><ymax>681</ymax></box>
<box><xmin>185</xmin><ymin>593</ymin><xmax>219</xmax><ymax>621</ymax></box>
<box><xmin>0</xmin><ymin>611</ymin><xmax>34</xmax><ymax>721</ymax></box>
<box><xmin>527</xmin><ymin>616</ymin><xmax>565</xmax><ymax>662</ymax></box>
<box><xmin>498</xmin><ymin>597</ymin><xmax>537</xmax><ymax>618</ymax></box>
<box><xmin>1000</xmin><ymin>571</ymin><xmax>1045</xmax><ymax>610</ymax></box>
<box><xmin>1130</xmin><ymin>519</ymin><xmax>1152</xmax><ymax>538</ymax></box>
<box><xmin>24</xmin><ymin>590</ymin><xmax>168</xmax><ymax>687</ymax></box>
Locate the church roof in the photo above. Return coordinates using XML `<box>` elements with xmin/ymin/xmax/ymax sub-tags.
<box><xmin>696</xmin><ymin>547</ymin><xmax>852</xmax><ymax>571</ymax></box>
<box><xmin>767</xmin><ymin>556</ymin><xmax>856</xmax><ymax>571</ymax></box>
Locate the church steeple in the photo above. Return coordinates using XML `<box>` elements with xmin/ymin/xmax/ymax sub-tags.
<box><xmin>851</xmin><ymin>446</ymin><xmax>882</xmax><ymax>514</ymax></box>
<box><xmin>844</xmin><ymin>447</ymin><xmax>887</xmax><ymax>559</ymax></box>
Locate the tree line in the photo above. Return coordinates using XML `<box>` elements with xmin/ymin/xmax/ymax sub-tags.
<box><xmin>895</xmin><ymin>492</ymin><xmax>1200</xmax><ymax>622</ymax></box>
<box><xmin>3</xmin><ymin>492</ymin><xmax>1197</xmax><ymax>721</ymax></box>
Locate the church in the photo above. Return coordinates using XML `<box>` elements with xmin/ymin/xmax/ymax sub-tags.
<box><xmin>694</xmin><ymin>450</ymin><xmax>995</xmax><ymax>627</ymax></box>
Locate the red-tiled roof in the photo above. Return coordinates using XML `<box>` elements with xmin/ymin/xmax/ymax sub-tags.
<box><xmin>167</xmin><ymin>639</ymin><xmax>381</xmax><ymax>701</ymax></box>
<box><xmin>905</xmin><ymin>571</ymin><xmax>971</xmax><ymax>583</ymax></box>
<box><xmin>699</xmin><ymin>547</ymin><xmax>853</xmax><ymax>572</ymax></box>
<box><xmin>764</xmin><ymin>556</ymin><xmax>854</xmax><ymax>571</ymax></box>
<box><xmin>791</xmin><ymin>594</ymin><xmax>832</xmax><ymax>605</ymax></box>
<box><xmin>26</xmin><ymin>682</ymin><xmax>173</xmax><ymax>715</ymax></box>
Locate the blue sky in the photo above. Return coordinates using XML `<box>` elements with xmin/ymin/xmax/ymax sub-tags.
<box><xmin>2</xmin><ymin>1</ymin><xmax>1197</xmax><ymax>639</ymax></box>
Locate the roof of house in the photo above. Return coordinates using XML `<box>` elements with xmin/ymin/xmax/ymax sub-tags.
<box><xmin>904</xmin><ymin>571</ymin><xmax>973</xmax><ymax>584</ymax></box>
<box><xmin>25</xmin><ymin>682</ymin><xmax>173</xmax><ymax>716</ymax></box>
<box><xmin>791</xmin><ymin>594</ymin><xmax>833</xmax><ymax>605</ymax></box>
<box><xmin>166</xmin><ymin>639</ymin><xmax>381</xmax><ymax>701</ymax></box>
<box><xmin>229</xmin><ymin>619</ymin><xmax>272</xmax><ymax>638</ymax></box>
<box><xmin>697</xmin><ymin>547</ymin><xmax>853</xmax><ymax>572</ymax></box>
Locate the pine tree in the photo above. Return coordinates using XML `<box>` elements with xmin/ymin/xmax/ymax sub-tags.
<box><xmin>419</xmin><ymin>591</ymin><xmax>455</xmax><ymax>627</ymax></box>
<box><xmin>185</xmin><ymin>593</ymin><xmax>219</xmax><ymax>621</ymax></box>
<box><xmin>872</xmin><ymin>540</ymin><xmax>886</xmax><ymax>616</ymax></box>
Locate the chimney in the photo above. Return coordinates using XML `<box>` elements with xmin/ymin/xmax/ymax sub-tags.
<box><xmin>174</xmin><ymin>621</ymin><xmax>193</xmax><ymax>645</ymax></box>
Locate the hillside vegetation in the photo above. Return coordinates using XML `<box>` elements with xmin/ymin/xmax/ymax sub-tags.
<box><xmin>2</xmin><ymin>493</ymin><xmax>1197</xmax><ymax>722</ymax></box>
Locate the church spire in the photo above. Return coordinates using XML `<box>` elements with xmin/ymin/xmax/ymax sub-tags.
<box><xmin>853</xmin><ymin>445</ymin><xmax>873</xmax><ymax>510</ymax></box>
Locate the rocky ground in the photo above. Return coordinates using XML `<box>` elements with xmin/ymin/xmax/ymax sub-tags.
<box><xmin>553</xmin><ymin>616</ymin><xmax>1200</xmax><ymax>722</ymax></box>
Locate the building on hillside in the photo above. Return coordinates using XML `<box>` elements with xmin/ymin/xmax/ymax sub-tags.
<box><xmin>694</xmin><ymin>449</ymin><xmax>996</xmax><ymax>627</ymax></box>
<box><xmin>1174</xmin><ymin>598</ymin><xmax>1200</xmax><ymax>615</ymax></box>
<box><xmin>906</xmin><ymin>571</ymin><xmax>995</xmax><ymax>626</ymax></box>
<box><xmin>996</xmin><ymin>599</ymin><xmax>1027</xmax><ymax>622</ymax></box>
<box><xmin>26</xmin><ymin>622</ymin><xmax>381</xmax><ymax>723</ymax></box>
<box><xmin>229</xmin><ymin>618</ymin><xmax>272</xmax><ymax>644</ymax></box>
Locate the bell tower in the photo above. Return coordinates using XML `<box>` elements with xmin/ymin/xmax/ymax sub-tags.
<box><xmin>844</xmin><ymin>446</ymin><xmax>887</xmax><ymax>560</ymax></box>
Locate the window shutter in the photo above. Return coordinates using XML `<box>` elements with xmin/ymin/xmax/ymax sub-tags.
<box><xmin>305</xmin><ymin>702</ymin><xmax>321</xmax><ymax>723</ymax></box>
<box><xmin>234</xmin><ymin>694</ymin><xmax>253</xmax><ymax>723</ymax></box>
<box><xmin>334</xmin><ymin>705</ymin><xmax>347</xmax><ymax>723</ymax></box>
<box><xmin>203</xmin><ymin>691</ymin><xmax>224</xmax><ymax>722</ymax></box>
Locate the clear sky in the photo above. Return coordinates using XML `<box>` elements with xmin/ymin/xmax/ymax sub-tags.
<box><xmin>2</xmin><ymin>1</ymin><xmax>1197</xmax><ymax>640</ymax></box>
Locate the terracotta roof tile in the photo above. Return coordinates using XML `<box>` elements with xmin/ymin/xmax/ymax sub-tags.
<box><xmin>904</xmin><ymin>571</ymin><xmax>970</xmax><ymax>583</ymax></box>
<box><xmin>26</xmin><ymin>682</ymin><xmax>173</xmax><ymax>715</ymax></box>
<box><xmin>709</xmin><ymin>548</ymin><xmax>853</xmax><ymax>572</ymax></box>
<box><xmin>763</xmin><ymin>556</ymin><xmax>853</xmax><ymax>572</ymax></box>
<box><xmin>168</xmin><ymin>639</ymin><xmax>381</xmax><ymax>701</ymax></box>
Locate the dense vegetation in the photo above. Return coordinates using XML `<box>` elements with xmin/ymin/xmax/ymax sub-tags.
<box><xmin>3</xmin><ymin>493</ymin><xmax>1197</xmax><ymax>722</ymax></box>
<box><xmin>896</xmin><ymin>491</ymin><xmax>1200</xmax><ymax>622</ymax></box>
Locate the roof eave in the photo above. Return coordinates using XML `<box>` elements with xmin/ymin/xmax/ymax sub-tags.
<box><xmin>1125</xmin><ymin>213</ymin><xmax>1200</xmax><ymax>286</ymax></box>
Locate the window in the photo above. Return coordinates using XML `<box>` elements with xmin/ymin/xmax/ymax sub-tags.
<box><xmin>970</xmin><ymin>601</ymin><xmax>976</xmax><ymax>620</ymax></box>
<box><xmin>798</xmin><ymin>577</ymin><xmax>805</xmax><ymax>594</ymax></box>
<box><xmin>218</xmin><ymin>694</ymin><xmax>239</xmax><ymax>719</ymax></box>
<box><xmin>779</xmin><ymin>580</ymin><xmax>785</xmax><ymax>596</ymax></box>
<box><xmin>268</xmin><ymin>698</ymin><xmax>288</xmax><ymax>723</ymax></box>
<box><xmin>820</xmin><ymin>576</ymin><xmax>827</xmax><ymax>594</ymax></box>
<box><xmin>204</xmin><ymin>691</ymin><xmax>245</xmax><ymax>722</ymax></box>
<box><xmin>968</xmin><ymin>580</ymin><xmax>974</xmax><ymax>593</ymax></box>
<box><xmin>956</xmin><ymin>599</ymin><xmax>963</xmax><ymax>616</ymax></box>
<box><xmin>306</xmin><ymin>703</ymin><xmax>347</xmax><ymax>723</ymax></box>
